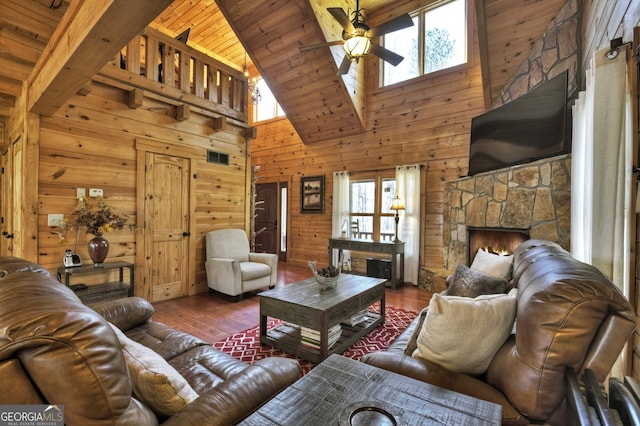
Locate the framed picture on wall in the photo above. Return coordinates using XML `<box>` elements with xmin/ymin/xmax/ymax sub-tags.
<box><xmin>300</xmin><ymin>176</ymin><xmax>324</xmax><ymax>213</ymax></box>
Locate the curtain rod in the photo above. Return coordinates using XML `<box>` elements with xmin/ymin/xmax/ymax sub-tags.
<box><xmin>607</xmin><ymin>37</ymin><xmax>631</xmax><ymax>59</ymax></box>
<box><xmin>336</xmin><ymin>164</ymin><xmax>425</xmax><ymax>174</ymax></box>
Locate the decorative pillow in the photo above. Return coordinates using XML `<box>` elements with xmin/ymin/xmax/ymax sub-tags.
<box><xmin>412</xmin><ymin>289</ymin><xmax>517</xmax><ymax>375</ymax></box>
<box><xmin>403</xmin><ymin>307</ymin><xmax>429</xmax><ymax>356</ymax></box>
<box><xmin>108</xmin><ymin>323</ymin><xmax>199</xmax><ymax>416</ymax></box>
<box><xmin>470</xmin><ymin>248</ymin><xmax>514</xmax><ymax>280</ymax></box>
<box><xmin>446</xmin><ymin>263</ymin><xmax>508</xmax><ymax>297</ymax></box>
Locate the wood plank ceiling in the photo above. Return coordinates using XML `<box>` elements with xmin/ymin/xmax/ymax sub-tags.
<box><xmin>0</xmin><ymin>0</ymin><xmax>566</xmax><ymax>142</ymax></box>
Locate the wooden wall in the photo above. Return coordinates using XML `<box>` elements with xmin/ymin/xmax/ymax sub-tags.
<box><xmin>36</xmin><ymin>81</ymin><xmax>249</xmax><ymax>296</ymax></box>
<box><xmin>251</xmin><ymin>9</ymin><xmax>484</xmax><ymax>276</ymax></box>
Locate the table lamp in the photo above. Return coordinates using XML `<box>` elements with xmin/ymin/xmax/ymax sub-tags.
<box><xmin>390</xmin><ymin>195</ymin><xmax>405</xmax><ymax>243</ymax></box>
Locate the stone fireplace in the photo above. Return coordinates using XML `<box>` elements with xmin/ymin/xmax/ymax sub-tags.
<box><xmin>444</xmin><ymin>154</ymin><xmax>571</xmax><ymax>273</ymax></box>
<box><xmin>418</xmin><ymin>155</ymin><xmax>571</xmax><ymax>293</ymax></box>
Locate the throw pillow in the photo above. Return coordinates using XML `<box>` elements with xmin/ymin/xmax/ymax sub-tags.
<box><xmin>470</xmin><ymin>248</ymin><xmax>514</xmax><ymax>280</ymax></box>
<box><xmin>446</xmin><ymin>263</ymin><xmax>508</xmax><ymax>297</ymax></box>
<box><xmin>403</xmin><ymin>307</ymin><xmax>429</xmax><ymax>356</ymax></box>
<box><xmin>108</xmin><ymin>323</ymin><xmax>199</xmax><ymax>416</ymax></box>
<box><xmin>412</xmin><ymin>289</ymin><xmax>517</xmax><ymax>375</ymax></box>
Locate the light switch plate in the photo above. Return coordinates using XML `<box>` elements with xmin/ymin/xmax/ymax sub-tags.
<box><xmin>77</xmin><ymin>188</ymin><xmax>86</xmax><ymax>199</ymax></box>
<box><xmin>48</xmin><ymin>214</ymin><xmax>64</xmax><ymax>227</ymax></box>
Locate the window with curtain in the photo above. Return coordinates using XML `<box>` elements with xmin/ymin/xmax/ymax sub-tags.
<box><xmin>349</xmin><ymin>171</ymin><xmax>396</xmax><ymax>241</ymax></box>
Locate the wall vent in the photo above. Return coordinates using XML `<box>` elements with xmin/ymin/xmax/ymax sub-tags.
<box><xmin>207</xmin><ymin>150</ymin><xmax>229</xmax><ymax>165</ymax></box>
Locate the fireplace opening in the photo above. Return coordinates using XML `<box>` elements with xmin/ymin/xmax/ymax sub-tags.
<box><xmin>467</xmin><ymin>227</ymin><xmax>530</xmax><ymax>265</ymax></box>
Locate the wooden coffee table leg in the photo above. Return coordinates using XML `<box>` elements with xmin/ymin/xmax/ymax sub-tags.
<box><xmin>320</xmin><ymin>312</ymin><xmax>329</xmax><ymax>361</ymax></box>
<box><xmin>259</xmin><ymin>303</ymin><xmax>268</xmax><ymax>345</ymax></box>
<box><xmin>380</xmin><ymin>290</ymin><xmax>386</xmax><ymax>324</ymax></box>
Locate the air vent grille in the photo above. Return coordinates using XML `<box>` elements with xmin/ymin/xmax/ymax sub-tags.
<box><xmin>207</xmin><ymin>150</ymin><xmax>229</xmax><ymax>165</ymax></box>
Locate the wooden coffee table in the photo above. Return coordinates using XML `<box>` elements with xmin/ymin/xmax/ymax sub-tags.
<box><xmin>239</xmin><ymin>354</ymin><xmax>502</xmax><ymax>425</ymax></box>
<box><xmin>259</xmin><ymin>274</ymin><xmax>387</xmax><ymax>363</ymax></box>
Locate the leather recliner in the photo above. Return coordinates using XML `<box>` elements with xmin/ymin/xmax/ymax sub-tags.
<box><xmin>361</xmin><ymin>240</ymin><xmax>636</xmax><ymax>425</ymax></box>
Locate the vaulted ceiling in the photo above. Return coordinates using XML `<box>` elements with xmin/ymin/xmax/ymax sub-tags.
<box><xmin>0</xmin><ymin>0</ymin><xmax>567</xmax><ymax>143</ymax></box>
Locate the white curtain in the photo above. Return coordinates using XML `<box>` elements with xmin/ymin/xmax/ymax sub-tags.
<box><xmin>395</xmin><ymin>165</ymin><xmax>421</xmax><ymax>284</ymax></box>
<box><xmin>571</xmin><ymin>46</ymin><xmax>633</xmax><ymax>378</ymax></box>
<box><xmin>332</xmin><ymin>171</ymin><xmax>350</xmax><ymax>265</ymax></box>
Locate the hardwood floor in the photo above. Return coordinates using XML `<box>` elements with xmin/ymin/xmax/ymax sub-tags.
<box><xmin>151</xmin><ymin>262</ymin><xmax>432</xmax><ymax>343</ymax></box>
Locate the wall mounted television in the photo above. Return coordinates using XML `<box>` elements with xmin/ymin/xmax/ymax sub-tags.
<box><xmin>468</xmin><ymin>71</ymin><xmax>571</xmax><ymax>176</ymax></box>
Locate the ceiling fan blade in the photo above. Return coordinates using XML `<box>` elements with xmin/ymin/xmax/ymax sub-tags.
<box><xmin>368</xmin><ymin>13</ymin><xmax>414</xmax><ymax>37</ymax></box>
<box><xmin>299</xmin><ymin>40</ymin><xmax>344</xmax><ymax>52</ymax></box>
<box><xmin>337</xmin><ymin>55</ymin><xmax>352</xmax><ymax>75</ymax></box>
<box><xmin>370</xmin><ymin>44</ymin><xmax>404</xmax><ymax>66</ymax></box>
<box><xmin>327</xmin><ymin>7</ymin><xmax>355</xmax><ymax>34</ymax></box>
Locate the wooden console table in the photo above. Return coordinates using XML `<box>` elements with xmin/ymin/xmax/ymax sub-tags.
<box><xmin>57</xmin><ymin>261</ymin><xmax>134</xmax><ymax>305</ymax></box>
<box><xmin>329</xmin><ymin>237</ymin><xmax>404</xmax><ymax>288</ymax></box>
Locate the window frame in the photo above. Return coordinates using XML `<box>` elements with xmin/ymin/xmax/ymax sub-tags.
<box><xmin>379</xmin><ymin>0</ymin><xmax>471</xmax><ymax>88</ymax></box>
<box><xmin>251</xmin><ymin>77</ymin><xmax>286</xmax><ymax>123</ymax></box>
<box><xmin>348</xmin><ymin>170</ymin><xmax>396</xmax><ymax>241</ymax></box>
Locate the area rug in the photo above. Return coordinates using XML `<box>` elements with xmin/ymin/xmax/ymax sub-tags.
<box><xmin>212</xmin><ymin>304</ymin><xmax>417</xmax><ymax>375</ymax></box>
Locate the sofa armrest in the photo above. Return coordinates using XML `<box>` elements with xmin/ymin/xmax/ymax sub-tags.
<box><xmin>91</xmin><ymin>296</ymin><xmax>154</xmax><ymax>331</ymax></box>
<box><xmin>205</xmin><ymin>258</ymin><xmax>242</xmax><ymax>295</ymax></box>
<box><xmin>249</xmin><ymin>252</ymin><xmax>278</xmax><ymax>286</ymax></box>
<box><xmin>161</xmin><ymin>357</ymin><xmax>301</xmax><ymax>426</ymax></box>
<box><xmin>249</xmin><ymin>252</ymin><xmax>277</xmax><ymax>267</ymax></box>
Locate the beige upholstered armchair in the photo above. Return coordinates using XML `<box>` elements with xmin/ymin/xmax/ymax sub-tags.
<box><xmin>205</xmin><ymin>229</ymin><xmax>277</xmax><ymax>300</ymax></box>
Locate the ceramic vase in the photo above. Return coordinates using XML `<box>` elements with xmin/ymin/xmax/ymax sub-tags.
<box><xmin>88</xmin><ymin>236</ymin><xmax>109</xmax><ymax>266</ymax></box>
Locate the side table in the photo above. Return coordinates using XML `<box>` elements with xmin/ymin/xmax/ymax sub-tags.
<box><xmin>57</xmin><ymin>261</ymin><xmax>134</xmax><ymax>305</ymax></box>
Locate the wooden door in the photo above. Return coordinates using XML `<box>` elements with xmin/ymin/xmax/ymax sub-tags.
<box><xmin>144</xmin><ymin>152</ymin><xmax>191</xmax><ymax>302</ymax></box>
<box><xmin>255</xmin><ymin>182</ymin><xmax>278</xmax><ymax>254</ymax></box>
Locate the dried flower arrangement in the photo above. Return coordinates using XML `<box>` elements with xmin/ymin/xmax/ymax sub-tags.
<box><xmin>54</xmin><ymin>197</ymin><xmax>133</xmax><ymax>245</ymax></box>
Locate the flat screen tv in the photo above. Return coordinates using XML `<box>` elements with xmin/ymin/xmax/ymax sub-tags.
<box><xmin>468</xmin><ymin>71</ymin><xmax>571</xmax><ymax>176</ymax></box>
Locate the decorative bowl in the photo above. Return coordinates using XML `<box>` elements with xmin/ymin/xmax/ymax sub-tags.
<box><xmin>308</xmin><ymin>260</ymin><xmax>340</xmax><ymax>290</ymax></box>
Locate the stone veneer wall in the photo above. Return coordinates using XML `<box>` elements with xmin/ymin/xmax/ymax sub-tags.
<box><xmin>416</xmin><ymin>0</ymin><xmax>579</xmax><ymax>293</ymax></box>
<box><xmin>443</xmin><ymin>155</ymin><xmax>571</xmax><ymax>270</ymax></box>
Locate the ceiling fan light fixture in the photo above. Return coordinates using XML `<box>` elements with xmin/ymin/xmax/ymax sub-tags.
<box><xmin>343</xmin><ymin>35</ymin><xmax>371</xmax><ymax>61</ymax></box>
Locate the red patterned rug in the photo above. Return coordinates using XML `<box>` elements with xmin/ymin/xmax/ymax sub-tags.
<box><xmin>212</xmin><ymin>304</ymin><xmax>417</xmax><ymax>375</ymax></box>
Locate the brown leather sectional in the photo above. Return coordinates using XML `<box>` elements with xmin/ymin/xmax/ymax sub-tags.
<box><xmin>362</xmin><ymin>239</ymin><xmax>636</xmax><ymax>425</ymax></box>
<box><xmin>0</xmin><ymin>256</ymin><xmax>301</xmax><ymax>425</ymax></box>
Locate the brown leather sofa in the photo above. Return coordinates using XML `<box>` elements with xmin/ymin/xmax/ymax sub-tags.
<box><xmin>361</xmin><ymin>239</ymin><xmax>636</xmax><ymax>425</ymax></box>
<box><xmin>0</xmin><ymin>256</ymin><xmax>301</xmax><ymax>425</ymax></box>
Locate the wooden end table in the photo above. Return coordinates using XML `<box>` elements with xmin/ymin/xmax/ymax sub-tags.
<box><xmin>239</xmin><ymin>354</ymin><xmax>502</xmax><ymax>425</ymax></box>
<box><xmin>259</xmin><ymin>274</ymin><xmax>386</xmax><ymax>363</ymax></box>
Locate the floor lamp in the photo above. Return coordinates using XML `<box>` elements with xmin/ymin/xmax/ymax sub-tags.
<box><xmin>390</xmin><ymin>195</ymin><xmax>405</xmax><ymax>243</ymax></box>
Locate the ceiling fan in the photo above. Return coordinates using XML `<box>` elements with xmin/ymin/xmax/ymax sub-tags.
<box><xmin>299</xmin><ymin>0</ymin><xmax>414</xmax><ymax>75</ymax></box>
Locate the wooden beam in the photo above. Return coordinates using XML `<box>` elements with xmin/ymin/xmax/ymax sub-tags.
<box><xmin>244</xmin><ymin>126</ymin><xmax>258</xmax><ymax>139</ymax></box>
<box><xmin>175</xmin><ymin>104</ymin><xmax>190</xmax><ymax>122</ymax></box>
<box><xmin>77</xmin><ymin>81</ymin><xmax>92</xmax><ymax>96</ymax></box>
<box><xmin>212</xmin><ymin>116</ymin><xmax>227</xmax><ymax>131</ymax></box>
<box><xmin>27</xmin><ymin>0</ymin><xmax>173</xmax><ymax>116</ymax></box>
<box><xmin>474</xmin><ymin>0</ymin><xmax>492</xmax><ymax>109</ymax></box>
<box><xmin>128</xmin><ymin>88</ymin><xmax>144</xmax><ymax>109</ymax></box>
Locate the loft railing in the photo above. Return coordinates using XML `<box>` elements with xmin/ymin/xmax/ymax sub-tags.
<box><xmin>103</xmin><ymin>27</ymin><xmax>248</xmax><ymax>123</ymax></box>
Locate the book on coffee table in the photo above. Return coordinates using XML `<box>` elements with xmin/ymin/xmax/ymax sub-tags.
<box><xmin>301</xmin><ymin>324</ymin><xmax>341</xmax><ymax>349</ymax></box>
